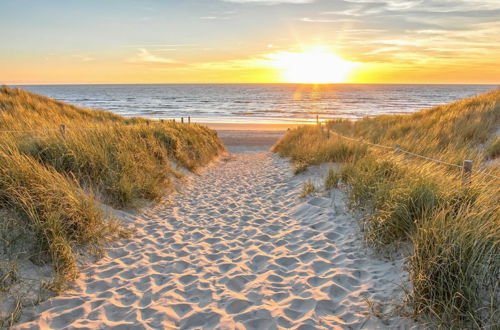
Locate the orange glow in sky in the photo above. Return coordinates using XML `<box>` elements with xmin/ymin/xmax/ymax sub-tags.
<box><xmin>0</xmin><ymin>1</ymin><xmax>499</xmax><ymax>84</ymax></box>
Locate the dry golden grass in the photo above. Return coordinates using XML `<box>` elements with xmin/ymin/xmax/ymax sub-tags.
<box><xmin>300</xmin><ymin>180</ymin><xmax>317</xmax><ymax>198</ymax></box>
<box><xmin>324</xmin><ymin>168</ymin><xmax>340</xmax><ymax>190</ymax></box>
<box><xmin>273</xmin><ymin>126</ymin><xmax>368</xmax><ymax>174</ymax></box>
<box><xmin>273</xmin><ymin>90</ymin><xmax>500</xmax><ymax>327</ymax></box>
<box><xmin>325</xmin><ymin>89</ymin><xmax>500</xmax><ymax>164</ymax></box>
<box><xmin>0</xmin><ymin>86</ymin><xmax>225</xmax><ymax>289</ymax></box>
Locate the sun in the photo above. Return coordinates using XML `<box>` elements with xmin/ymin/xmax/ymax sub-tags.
<box><xmin>268</xmin><ymin>47</ymin><xmax>359</xmax><ymax>84</ymax></box>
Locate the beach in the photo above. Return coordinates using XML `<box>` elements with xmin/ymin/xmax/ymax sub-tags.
<box><xmin>3</xmin><ymin>0</ymin><xmax>498</xmax><ymax>326</ymax></box>
<box><xmin>14</xmin><ymin>127</ymin><xmax>416</xmax><ymax>329</ymax></box>
<box><xmin>206</xmin><ymin>123</ymin><xmax>293</xmax><ymax>154</ymax></box>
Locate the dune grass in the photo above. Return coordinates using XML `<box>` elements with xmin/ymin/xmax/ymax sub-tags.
<box><xmin>0</xmin><ymin>86</ymin><xmax>225</xmax><ymax>289</ymax></box>
<box><xmin>324</xmin><ymin>89</ymin><xmax>500</xmax><ymax>165</ymax></box>
<box><xmin>300</xmin><ymin>180</ymin><xmax>317</xmax><ymax>198</ymax></box>
<box><xmin>273</xmin><ymin>89</ymin><xmax>500</xmax><ymax>327</ymax></box>
<box><xmin>324</xmin><ymin>168</ymin><xmax>340</xmax><ymax>190</ymax></box>
<box><xmin>273</xmin><ymin>126</ymin><xmax>368</xmax><ymax>174</ymax></box>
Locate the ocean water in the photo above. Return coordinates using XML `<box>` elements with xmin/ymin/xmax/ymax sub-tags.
<box><xmin>20</xmin><ymin>84</ymin><xmax>498</xmax><ymax>123</ymax></box>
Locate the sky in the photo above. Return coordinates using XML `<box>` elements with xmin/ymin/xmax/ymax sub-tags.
<box><xmin>1</xmin><ymin>0</ymin><xmax>499</xmax><ymax>84</ymax></box>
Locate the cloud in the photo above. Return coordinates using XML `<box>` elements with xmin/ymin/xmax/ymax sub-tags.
<box><xmin>299</xmin><ymin>17</ymin><xmax>347</xmax><ymax>23</ymax></box>
<box><xmin>345</xmin><ymin>21</ymin><xmax>500</xmax><ymax>64</ymax></box>
<box><xmin>72</xmin><ymin>55</ymin><xmax>94</xmax><ymax>62</ymax></box>
<box><xmin>189</xmin><ymin>57</ymin><xmax>267</xmax><ymax>71</ymax></box>
<box><xmin>128</xmin><ymin>49</ymin><xmax>177</xmax><ymax>64</ymax></box>
<box><xmin>340</xmin><ymin>0</ymin><xmax>500</xmax><ymax>14</ymax></box>
<box><xmin>200</xmin><ymin>16</ymin><xmax>230</xmax><ymax>20</ymax></box>
<box><xmin>342</xmin><ymin>0</ymin><xmax>420</xmax><ymax>11</ymax></box>
<box><xmin>222</xmin><ymin>0</ymin><xmax>314</xmax><ymax>4</ymax></box>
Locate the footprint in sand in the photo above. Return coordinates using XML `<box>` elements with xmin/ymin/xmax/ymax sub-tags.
<box><xmin>14</xmin><ymin>152</ymin><xmax>417</xmax><ymax>329</ymax></box>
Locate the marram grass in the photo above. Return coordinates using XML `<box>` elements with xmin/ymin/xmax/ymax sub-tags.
<box><xmin>0</xmin><ymin>86</ymin><xmax>225</xmax><ymax>289</ymax></box>
<box><xmin>324</xmin><ymin>168</ymin><xmax>340</xmax><ymax>190</ymax></box>
<box><xmin>300</xmin><ymin>180</ymin><xmax>317</xmax><ymax>198</ymax></box>
<box><xmin>273</xmin><ymin>89</ymin><xmax>500</xmax><ymax>327</ymax></box>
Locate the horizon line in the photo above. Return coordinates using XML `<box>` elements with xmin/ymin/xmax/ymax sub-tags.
<box><xmin>5</xmin><ymin>82</ymin><xmax>500</xmax><ymax>86</ymax></box>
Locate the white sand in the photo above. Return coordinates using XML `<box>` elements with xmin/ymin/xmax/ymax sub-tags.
<box><xmin>15</xmin><ymin>139</ymin><xmax>417</xmax><ymax>329</ymax></box>
<box><xmin>216</xmin><ymin>130</ymin><xmax>285</xmax><ymax>154</ymax></box>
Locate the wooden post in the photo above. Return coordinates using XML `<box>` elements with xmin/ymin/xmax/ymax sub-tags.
<box><xmin>59</xmin><ymin>124</ymin><xmax>66</xmax><ymax>139</ymax></box>
<box><xmin>181</xmin><ymin>117</ymin><xmax>184</xmax><ymax>124</ymax></box>
<box><xmin>462</xmin><ymin>160</ymin><xmax>473</xmax><ymax>185</ymax></box>
<box><xmin>327</xmin><ymin>128</ymin><xmax>330</xmax><ymax>139</ymax></box>
<box><xmin>395</xmin><ymin>144</ymin><xmax>401</xmax><ymax>155</ymax></box>
<box><xmin>188</xmin><ymin>116</ymin><xmax>191</xmax><ymax>124</ymax></box>
<box><xmin>316</xmin><ymin>115</ymin><xmax>319</xmax><ymax>125</ymax></box>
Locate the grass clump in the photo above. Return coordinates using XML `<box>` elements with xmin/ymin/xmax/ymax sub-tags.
<box><xmin>274</xmin><ymin>89</ymin><xmax>500</xmax><ymax>327</ymax></box>
<box><xmin>0</xmin><ymin>86</ymin><xmax>225</xmax><ymax>288</ymax></box>
<box><xmin>0</xmin><ymin>143</ymin><xmax>116</xmax><ymax>288</ymax></box>
<box><xmin>340</xmin><ymin>153</ymin><xmax>498</xmax><ymax>326</ymax></box>
<box><xmin>410</xmin><ymin>202</ymin><xmax>499</xmax><ymax>326</ymax></box>
<box><xmin>16</xmin><ymin>123</ymin><xmax>222</xmax><ymax>208</ymax></box>
<box><xmin>300</xmin><ymin>180</ymin><xmax>317</xmax><ymax>198</ymax></box>
<box><xmin>273</xmin><ymin>125</ymin><xmax>368</xmax><ymax>169</ymax></box>
<box><xmin>341</xmin><ymin>156</ymin><xmax>446</xmax><ymax>244</ymax></box>
<box><xmin>486</xmin><ymin>136</ymin><xmax>500</xmax><ymax>159</ymax></box>
<box><xmin>324</xmin><ymin>168</ymin><xmax>340</xmax><ymax>189</ymax></box>
<box><xmin>340</xmin><ymin>155</ymin><xmax>403</xmax><ymax>207</ymax></box>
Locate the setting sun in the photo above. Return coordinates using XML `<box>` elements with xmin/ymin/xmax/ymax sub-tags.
<box><xmin>1</xmin><ymin>1</ymin><xmax>499</xmax><ymax>328</ymax></box>
<box><xmin>267</xmin><ymin>47</ymin><xmax>359</xmax><ymax>84</ymax></box>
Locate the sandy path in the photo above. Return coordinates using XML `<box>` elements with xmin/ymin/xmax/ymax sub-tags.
<box><xmin>16</xmin><ymin>152</ymin><xmax>414</xmax><ymax>329</ymax></box>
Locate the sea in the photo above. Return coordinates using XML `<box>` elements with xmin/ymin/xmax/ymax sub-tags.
<box><xmin>19</xmin><ymin>84</ymin><xmax>498</xmax><ymax>123</ymax></box>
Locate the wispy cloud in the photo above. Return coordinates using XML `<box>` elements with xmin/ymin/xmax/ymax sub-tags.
<box><xmin>123</xmin><ymin>43</ymin><xmax>198</xmax><ymax>48</ymax></box>
<box><xmin>128</xmin><ymin>49</ymin><xmax>177</xmax><ymax>64</ymax></box>
<box><xmin>72</xmin><ymin>55</ymin><xmax>94</xmax><ymax>62</ymax></box>
<box><xmin>332</xmin><ymin>0</ymin><xmax>500</xmax><ymax>15</ymax></box>
<box><xmin>222</xmin><ymin>0</ymin><xmax>314</xmax><ymax>4</ymax></box>
<box><xmin>299</xmin><ymin>17</ymin><xmax>342</xmax><ymax>23</ymax></box>
<box><xmin>189</xmin><ymin>57</ymin><xmax>267</xmax><ymax>71</ymax></box>
<box><xmin>200</xmin><ymin>16</ymin><xmax>230</xmax><ymax>20</ymax></box>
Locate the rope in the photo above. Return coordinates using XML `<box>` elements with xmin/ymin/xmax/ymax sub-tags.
<box><xmin>474</xmin><ymin>171</ymin><xmax>500</xmax><ymax>180</ymax></box>
<box><xmin>1</xmin><ymin>125</ymin><xmax>499</xmax><ymax>180</ymax></box>
<box><xmin>326</xmin><ymin>129</ymin><xmax>500</xmax><ymax>180</ymax></box>
<box><xmin>329</xmin><ymin>130</ymin><xmax>393</xmax><ymax>150</ymax></box>
<box><xmin>398</xmin><ymin>149</ymin><xmax>462</xmax><ymax>168</ymax></box>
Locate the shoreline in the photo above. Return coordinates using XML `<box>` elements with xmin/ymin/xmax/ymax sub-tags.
<box><xmin>202</xmin><ymin>122</ymin><xmax>309</xmax><ymax>131</ymax></box>
<box><xmin>202</xmin><ymin>123</ymin><xmax>301</xmax><ymax>154</ymax></box>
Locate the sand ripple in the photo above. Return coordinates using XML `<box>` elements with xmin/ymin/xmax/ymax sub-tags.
<box><xmin>15</xmin><ymin>153</ymin><xmax>416</xmax><ymax>329</ymax></box>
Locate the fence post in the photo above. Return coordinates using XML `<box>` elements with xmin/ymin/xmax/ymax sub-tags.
<box><xmin>181</xmin><ymin>117</ymin><xmax>184</xmax><ymax>124</ymax></box>
<box><xmin>326</xmin><ymin>128</ymin><xmax>330</xmax><ymax>139</ymax></box>
<box><xmin>462</xmin><ymin>160</ymin><xmax>473</xmax><ymax>185</ymax></box>
<box><xmin>59</xmin><ymin>124</ymin><xmax>66</xmax><ymax>139</ymax></box>
<box><xmin>316</xmin><ymin>115</ymin><xmax>319</xmax><ymax>125</ymax></box>
<box><xmin>188</xmin><ymin>116</ymin><xmax>191</xmax><ymax>124</ymax></box>
<box><xmin>395</xmin><ymin>144</ymin><xmax>401</xmax><ymax>155</ymax></box>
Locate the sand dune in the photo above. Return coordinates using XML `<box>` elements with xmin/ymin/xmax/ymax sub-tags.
<box><xmin>15</xmin><ymin>151</ymin><xmax>416</xmax><ymax>329</ymax></box>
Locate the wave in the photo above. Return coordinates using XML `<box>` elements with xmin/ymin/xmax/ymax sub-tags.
<box><xmin>20</xmin><ymin>84</ymin><xmax>498</xmax><ymax>123</ymax></box>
